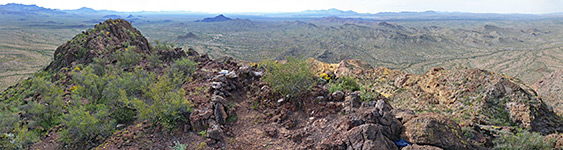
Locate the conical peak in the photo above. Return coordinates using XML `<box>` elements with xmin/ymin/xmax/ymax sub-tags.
<box><xmin>46</xmin><ymin>19</ymin><xmax>151</xmax><ymax>71</ymax></box>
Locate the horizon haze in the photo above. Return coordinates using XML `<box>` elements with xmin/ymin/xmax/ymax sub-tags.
<box><xmin>0</xmin><ymin>0</ymin><xmax>562</xmax><ymax>14</ymax></box>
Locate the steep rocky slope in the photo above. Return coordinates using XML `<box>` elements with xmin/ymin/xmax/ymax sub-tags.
<box><xmin>533</xmin><ymin>70</ymin><xmax>563</xmax><ymax>114</ymax></box>
<box><xmin>1</xmin><ymin>19</ymin><xmax>561</xmax><ymax>150</ymax></box>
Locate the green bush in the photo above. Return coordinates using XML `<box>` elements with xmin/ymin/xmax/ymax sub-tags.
<box><xmin>461</xmin><ymin>127</ymin><xmax>475</xmax><ymax>139</ymax></box>
<box><xmin>115</xmin><ymin>47</ymin><xmax>142</xmax><ymax>68</ymax></box>
<box><xmin>327</xmin><ymin>76</ymin><xmax>360</xmax><ymax>93</ymax></box>
<box><xmin>0</xmin><ymin>124</ymin><xmax>39</xmax><ymax>149</ymax></box>
<box><xmin>72</xmin><ymin>65</ymin><xmax>109</xmax><ymax>103</ymax></box>
<box><xmin>153</xmin><ymin>40</ymin><xmax>175</xmax><ymax>50</ymax></box>
<box><xmin>262</xmin><ymin>56</ymin><xmax>316</xmax><ymax>97</ymax></box>
<box><xmin>61</xmin><ymin>105</ymin><xmax>114</xmax><ymax>149</ymax></box>
<box><xmin>493</xmin><ymin>128</ymin><xmax>555</xmax><ymax>150</ymax></box>
<box><xmin>111</xmin><ymin>105</ymin><xmax>137</xmax><ymax>124</ymax></box>
<box><xmin>358</xmin><ymin>84</ymin><xmax>380</xmax><ymax>102</ymax></box>
<box><xmin>0</xmin><ymin>72</ymin><xmax>63</xmax><ymax>149</ymax></box>
<box><xmin>28</xmin><ymin>95</ymin><xmax>64</xmax><ymax>131</ymax></box>
<box><xmin>0</xmin><ymin>107</ymin><xmax>18</xmax><ymax>134</ymax></box>
<box><xmin>129</xmin><ymin>75</ymin><xmax>193</xmax><ymax>129</ymax></box>
<box><xmin>170</xmin><ymin>57</ymin><xmax>198</xmax><ymax>80</ymax></box>
<box><xmin>169</xmin><ymin>140</ymin><xmax>188</xmax><ymax>150</ymax></box>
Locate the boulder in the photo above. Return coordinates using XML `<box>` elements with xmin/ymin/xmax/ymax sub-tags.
<box><xmin>214</xmin><ymin>103</ymin><xmax>228</xmax><ymax>125</ymax></box>
<box><xmin>391</xmin><ymin>108</ymin><xmax>416</xmax><ymax>123</ymax></box>
<box><xmin>211</xmin><ymin>95</ymin><xmax>226</xmax><ymax>106</ymax></box>
<box><xmin>353</xmin><ymin>107</ymin><xmax>402</xmax><ymax>140</ymax></box>
<box><xmin>317</xmin><ymin>124</ymin><xmax>398</xmax><ymax>150</ymax></box>
<box><xmin>207</xmin><ymin>124</ymin><xmax>223</xmax><ymax>141</ymax></box>
<box><xmin>345</xmin><ymin>92</ymin><xmax>361</xmax><ymax>108</ymax></box>
<box><xmin>190</xmin><ymin>109</ymin><xmax>213</xmax><ymax>132</ymax></box>
<box><xmin>402</xmin><ymin>113</ymin><xmax>475</xmax><ymax>150</ymax></box>
<box><xmin>331</xmin><ymin>91</ymin><xmax>344</xmax><ymax>101</ymax></box>
<box><xmin>226</xmin><ymin>71</ymin><xmax>238</xmax><ymax>79</ymax></box>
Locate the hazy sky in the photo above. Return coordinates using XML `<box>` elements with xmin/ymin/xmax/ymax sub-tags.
<box><xmin>1</xmin><ymin>0</ymin><xmax>562</xmax><ymax>14</ymax></box>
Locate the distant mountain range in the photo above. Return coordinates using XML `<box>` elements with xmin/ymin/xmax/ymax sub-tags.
<box><xmin>0</xmin><ymin>3</ymin><xmax>65</xmax><ymax>15</ymax></box>
<box><xmin>0</xmin><ymin>3</ymin><xmax>561</xmax><ymax>20</ymax></box>
<box><xmin>196</xmin><ymin>14</ymin><xmax>233</xmax><ymax>22</ymax></box>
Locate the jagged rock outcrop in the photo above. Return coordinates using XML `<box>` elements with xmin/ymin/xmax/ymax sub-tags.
<box><xmin>284</xmin><ymin>95</ymin><xmax>404</xmax><ymax>150</ymax></box>
<box><xmin>335</xmin><ymin>59</ymin><xmax>374</xmax><ymax>77</ymax></box>
<box><xmin>45</xmin><ymin>19</ymin><xmax>151</xmax><ymax>71</ymax></box>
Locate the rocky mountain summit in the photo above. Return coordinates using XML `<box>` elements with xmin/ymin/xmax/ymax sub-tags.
<box><xmin>46</xmin><ymin>19</ymin><xmax>151</xmax><ymax>71</ymax></box>
<box><xmin>1</xmin><ymin>19</ymin><xmax>561</xmax><ymax>150</ymax></box>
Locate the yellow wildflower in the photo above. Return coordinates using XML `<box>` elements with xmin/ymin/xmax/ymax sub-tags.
<box><xmin>69</xmin><ymin>85</ymin><xmax>78</xmax><ymax>92</ymax></box>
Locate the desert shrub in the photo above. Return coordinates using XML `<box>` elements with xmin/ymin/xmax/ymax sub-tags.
<box><xmin>198</xmin><ymin>130</ymin><xmax>207</xmax><ymax>137</ymax></box>
<box><xmin>0</xmin><ymin>72</ymin><xmax>64</xmax><ymax>149</ymax></box>
<box><xmin>27</xmin><ymin>74</ymin><xmax>65</xmax><ymax>130</ymax></box>
<box><xmin>129</xmin><ymin>75</ymin><xmax>193</xmax><ymax>129</ymax></box>
<box><xmin>110</xmin><ymin>91</ymin><xmax>137</xmax><ymax>124</ymax></box>
<box><xmin>170</xmin><ymin>57</ymin><xmax>198</xmax><ymax>80</ymax></box>
<box><xmin>153</xmin><ymin>40</ymin><xmax>175</xmax><ymax>50</ymax></box>
<box><xmin>72</xmin><ymin>65</ymin><xmax>109</xmax><ymax>103</ymax></box>
<box><xmin>61</xmin><ymin>105</ymin><xmax>114</xmax><ymax>149</ymax></box>
<box><xmin>0</xmin><ymin>124</ymin><xmax>39</xmax><ymax>149</ymax></box>
<box><xmin>73</xmin><ymin>64</ymin><xmax>157</xmax><ymax>103</ymax></box>
<box><xmin>482</xmin><ymin>98</ymin><xmax>513</xmax><ymax>126</ymax></box>
<box><xmin>461</xmin><ymin>127</ymin><xmax>475</xmax><ymax>139</ymax></box>
<box><xmin>493</xmin><ymin>128</ymin><xmax>555</xmax><ymax>150</ymax></box>
<box><xmin>327</xmin><ymin>76</ymin><xmax>360</xmax><ymax>93</ymax></box>
<box><xmin>67</xmin><ymin>64</ymin><xmax>160</xmax><ymax>148</ymax></box>
<box><xmin>358</xmin><ymin>84</ymin><xmax>380</xmax><ymax>102</ymax></box>
<box><xmin>0</xmin><ymin>107</ymin><xmax>18</xmax><ymax>133</ymax></box>
<box><xmin>115</xmin><ymin>46</ymin><xmax>143</xmax><ymax>68</ymax></box>
<box><xmin>197</xmin><ymin>142</ymin><xmax>207</xmax><ymax>150</ymax></box>
<box><xmin>0</xmin><ymin>109</ymin><xmax>29</xmax><ymax>149</ymax></box>
<box><xmin>169</xmin><ymin>140</ymin><xmax>188</xmax><ymax>150</ymax></box>
<box><xmin>262</xmin><ymin>56</ymin><xmax>316</xmax><ymax>97</ymax></box>
<box><xmin>28</xmin><ymin>95</ymin><xmax>64</xmax><ymax>131</ymax></box>
<box><xmin>76</xmin><ymin>47</ymin><xmax>88</xmax><ymax>58</ymax></box>
<box><xmin>147</xmin><ymin>54</ymin><xmax>163</xmax><ymax>68</ymax></box>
